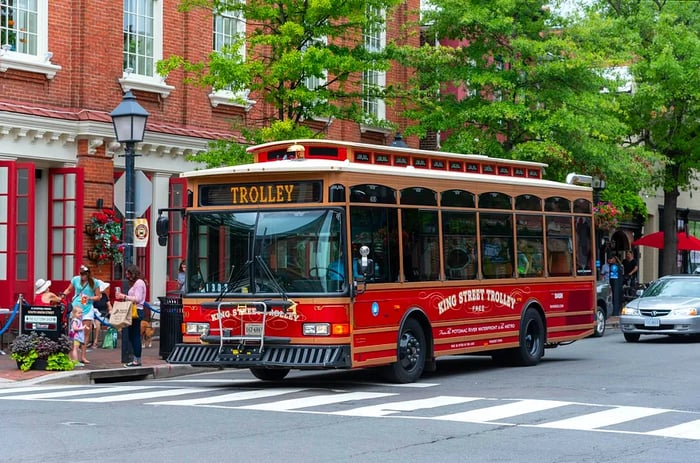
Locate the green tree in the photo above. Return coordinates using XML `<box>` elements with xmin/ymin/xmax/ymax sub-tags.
<box><xmin>580</xmin><ymin>0</ymin><xmax>700</xmax><ymax>275</ymax></box>
<box><xmin>159</xmin><ymin>0</ymin><xmax>402</xmax><ymax>167</ymax></box>
<box><xmin>391</xmin><ymin>0</ymin><xmax>654</xmax><ymax>217</ymax></box>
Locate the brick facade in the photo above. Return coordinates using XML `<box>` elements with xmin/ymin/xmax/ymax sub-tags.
<box><xmin>0</xmin><ymin>1</ymin><xmax>419</xmax><ymax>305</ymax></box>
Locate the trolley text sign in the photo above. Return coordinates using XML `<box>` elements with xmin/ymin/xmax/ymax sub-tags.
<box><xmin>20</xmin><ymin>305</ymin><xmax>62</xmax><ymax>340</ymax></box>
<box><xmin>199</xmin><ymin>181</ymin><xmax>323</xmax><ymax>206</ymax></box>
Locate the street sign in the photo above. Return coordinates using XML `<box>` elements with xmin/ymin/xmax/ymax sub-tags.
<box><xmin>113</xmin><ymin>170</ymin><xmax>152</xmax><ymax>217</ymax></box>
<box><xmin>134</xmin><ymin>218</ymin><xmax>149</xmax><ymax>248</ymax></box>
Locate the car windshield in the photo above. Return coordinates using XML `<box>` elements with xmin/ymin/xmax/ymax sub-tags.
<box><xmin>185</xmin><ymin>208</ymin><xmax>346</xmax><ymax>295</ymax></box>
<box><xmin>641</xmin><ymin>278</ymin><xmax>700</xmax><ymax>298</ymax></box>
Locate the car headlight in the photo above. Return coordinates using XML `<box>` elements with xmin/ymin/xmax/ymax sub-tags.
<box><xmin>185</xmin><ymin>322</ymin><xmax>210</xmax><ymax>335</ymax></box>
<box><xmin>670</xmin><ymin>308</ymin><xmax>698</xmax><ymax>316</ymax></box>
<box><xmin>621</xmin><ymin>306</ymin><xmax>640</xmax><ymax>316</ymax></box>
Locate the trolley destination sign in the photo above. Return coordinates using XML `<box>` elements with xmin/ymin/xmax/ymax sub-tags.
<box><xmin>199</xmin><ymin>181</ymin><xmax>322</xmax><ymax>206</ymax></box>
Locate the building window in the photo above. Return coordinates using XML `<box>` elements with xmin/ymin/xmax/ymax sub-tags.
<box><xmin>362</xmin><ymin>7</ymin><xmax>386</xmax><ymax>122</ymax></box>
<box><xmin>120</xmin><ymin>0</ymin><xmax>173</xmax><ymax>97</ymax></box>
<box><xmin>209</xmin><ymin>6</ymin><xmax>255</xmax><ymax>109</ymax></box>
<box><xmin>0</xmin><ymin>0</ymin><xmax>60</xmax><ymax>78</ymax></box>
<box><xmin>123</xmin><ymin>0</ymin><xmax>155</xmax><ymax>77</ymax></box>
<box><xmin>49</xmin><ymin>170</ymin><xmax>82</xmax><ymax>280</ymax></box>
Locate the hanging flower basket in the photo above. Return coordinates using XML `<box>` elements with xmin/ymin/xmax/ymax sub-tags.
<box><xmin>86</xmin><ymin>208</ymin><xmax>124</xmax><ymax>264</ymax></box>
<box><xmin>84</xmin><ymin>223</ymin><xmax>97</xmax><ymax>236</ymax></box>
<box><xmin>593</xmin><ymin>202</ymin><xmax>623</xmax><ymax>231</ymax></box>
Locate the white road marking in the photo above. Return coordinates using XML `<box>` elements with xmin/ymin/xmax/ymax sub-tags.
<box><xmin>0</xmin><ymin>385</ymin><xmax>152</xmax><ymax>400</ymax></box>
<box><xmin>435</xmin><ymin>399</ymin><xmax>571</xmax><ymax>423</ymax></box>
<box><xmin>536</xmin><ymin>406</ymin><xmax>670</xmax><ymax>430</ymax></box>
<box><xmin>149</xmin><ymin>388</ymin><xmax>307</xmax><ymax>406</ymax></box>
<box><xmin>69</xmin><ymin>387</ymin><xmax>210</xmax><ymax>402</ymax></box>
<box><xmin>646</xmin><ymin>419</ymin><xmax>700</xmax><ymax>440</ymax></box>
<box><xmin>332</xmin><ymin>396</ymin><xmax>482</xmax><ymax>417</ymax></box>
<box><xmin>237</xmin><ymin>391</ymin><xmax>396</xmax><ymax>411</ymax></box>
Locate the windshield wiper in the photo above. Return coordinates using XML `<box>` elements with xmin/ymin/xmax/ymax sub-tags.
<box><xmin>255</xmin><ymin>255</ymin><xmax>288</xmax><ymax>300</ymax></box>
<box><xmin>215</xmin><ymin>259</ymin><xmax>252</xmax><ymax>302</ymax></box>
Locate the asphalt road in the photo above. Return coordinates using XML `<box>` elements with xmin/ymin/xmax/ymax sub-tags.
<box><xmin>2</xmin><ymin>329</ymin><xmax>699</xmax><ymax>463</ymax></box>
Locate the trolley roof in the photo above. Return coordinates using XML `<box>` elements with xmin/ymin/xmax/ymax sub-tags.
<box><xmin>182</xmin><ymin>140</ymin><xmax>588</xmax><ymax>193</ymax></box>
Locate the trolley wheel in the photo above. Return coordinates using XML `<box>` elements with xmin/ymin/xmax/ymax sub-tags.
<box><xmin>623</xmin><ymin>333</ymin><xmax>641</xmax><ymax>343</ymax></box>
<box><xmin>249</xmin><ymin>367</ymin><xmax>290</xmax><ymax>381</ymax></box>
<box><xmin>383</xmin><ymin>318</ymin><xmax>426</xmax><ymax>384</ymax></box>
<box><xmin>492</xmin><ymin>308</ymin><xmax>544</xmax><ymax>367</ymax></box>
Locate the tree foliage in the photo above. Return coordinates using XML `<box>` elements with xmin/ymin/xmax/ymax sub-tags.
<box><xmin>391</xmin><ymin>0</ymin><xmax>655</xmax><ymax>218</ymax></box>
<box><xmin>159</xmin><ymin>0</ymin><xmax>402</xmax><ymax>167</ymax></box>
<box><xmin>577</xmin><ymin>0</ymin><xmax>700</xmax><ymax>275</ymax></box>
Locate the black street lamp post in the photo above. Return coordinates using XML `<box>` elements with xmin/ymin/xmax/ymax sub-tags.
<box><xmin>110</xmin><ymin>90</ymin><xmax>149</xmax><ymax>363</ymax></box>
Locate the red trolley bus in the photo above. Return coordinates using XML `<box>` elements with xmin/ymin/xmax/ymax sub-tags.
<box><xmin>166</xmin><ymin>139</ymin><xmax>596</xmax><ymax>383</ymax></box>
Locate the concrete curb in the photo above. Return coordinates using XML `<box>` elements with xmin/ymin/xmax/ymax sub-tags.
<box><xmin>1</xmin><ymin>364</ymin><xmax>216</xmax><ymax>387</ymax></box>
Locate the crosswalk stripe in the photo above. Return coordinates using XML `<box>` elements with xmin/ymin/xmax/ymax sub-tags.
<box><xmin>435</xmin><ymin>399</ymin><xmax>571</xmax><ymax>423</ymax></box>
<box><xmin>0</xmin><ymin>385</ymin><xmax>152</xmax><ymax>400</ymax></box>
<box><xmin>238</xmin><ymin>391</ymin><xmax>396</xmax><ymax>411</ymax></box>
<box><xmin>535</xmin><ymin>406</ymin><xmax>669</xmax><ymax>430</ymax></box>
<box><xmin>646</xmin><ymin>419</ymin><xmax>700</xmax><ymax>440</ymax></box>
<box><xmin>149</xmin><ymin>388</ymin><xmax>307</xmax><ymax>406</ymax></box>
<box><xmin>69</xmin><ymin>388</ymin><xmax>210</xmax><ymax>402</ymax></box>
<box><xmin>159</xmin><ymin>379</ymin><xmax>256</xmax><ymax>384</ymax></box>
<box><xmin>0</xmin><ymin>385</ymin><xmax>81</xmax><ymax>395</ymax></box>
<box><xmin>332</xmin><ymin>396</ymin><xmax>482</xmax><ymax>417</ymax></box>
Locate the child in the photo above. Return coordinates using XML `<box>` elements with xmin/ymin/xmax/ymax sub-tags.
<box><xmin>69</xmin><ymin>306</ymin><xmax>86</xmax><ymax>367</ymax></box>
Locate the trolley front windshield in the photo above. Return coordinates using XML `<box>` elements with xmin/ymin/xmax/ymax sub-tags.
<box><xmin>185</xmin><ymin>208</ymin><xmax>346</xmax><ymax>296</ymax></box>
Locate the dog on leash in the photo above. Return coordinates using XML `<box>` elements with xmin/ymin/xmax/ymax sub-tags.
<box><xmin>141</xmin><ymin>320</ymin><xmax>155</xmax><ymax>348</ymax></box>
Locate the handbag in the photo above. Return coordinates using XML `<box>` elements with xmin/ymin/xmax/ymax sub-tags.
<box><xmin>110</xmin><ymin>301</ymin><xmax>133</xmax><ymax>329</ymax></box>
<box><xmin>102</xmin><ymin>327</ymin><xmax>117</xmax><ymax>349</ymax></box>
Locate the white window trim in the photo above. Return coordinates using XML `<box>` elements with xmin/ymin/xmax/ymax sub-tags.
<box><xmin>120</xmin><ymin>0</ymin><xmax>174</xmax><ymax>97</ymax></box>
<box><xmin>208</xmin><ymin>89</ymin><xmax>256</xmax><ymax>111</ymax></box>
<box><xmin>362</xmin><ymin>10</ymin><xmax>387</xmax><ymax>122</ymax></box>
<box><xmin>209</xmin><ymin>8</ymin><xmax>252</xmax><ymax>109</ymax></box>
<box><xmin>0</xmin><ymin>1</ymin><xmax>60</xmax><ymax>79</ymax></box>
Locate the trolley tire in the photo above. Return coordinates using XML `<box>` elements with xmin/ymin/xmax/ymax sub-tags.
<box><xmin>250</xmin><ymin>367</ymin><xmax>290</xmax><ymax>381</ymax></box>
<box><xmin>492</xmin><ymin>308</ymin><xmax>545</xmax><ymax>367</ymax></box>
<box><xmin>383</xmin><ymin>318</ymin><xmax>427</xmax><ymax>384</ymax></box>
<box><xmin>592</xmin><ymin>306</ymin><xmax>606</xmax><ymax>338</ymax></box>
<box><xmin>623</xmin><ymin>333</ymin><xmax>641</xmax><ymax>343</ymax></box>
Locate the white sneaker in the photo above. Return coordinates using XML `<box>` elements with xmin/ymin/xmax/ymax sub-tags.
<box><xmin>74</xmin><ymin>362</ymin><xmax>85</xmax><ymax>367</ymax></box>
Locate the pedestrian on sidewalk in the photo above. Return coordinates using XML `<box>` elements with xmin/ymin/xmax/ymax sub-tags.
<box><xmin>115</xmin><ymin>264</ymin><xmax>147</xmax><ymax>367</ymax></box>
<box><xmin>33</xmin><ymin>278</ymin><xmax>62</xmax><ymax>306</ymax></box>
<box><xmin>91</xmin><ymin>281</ymin><xmax>112</xmax><ymax>349</ymax></box>
<box><xmin>69</xmin><ymin>306</ymin><xmax>85</xmax><ymax>367</ymax></box>
<box><xmin>61</xmin><ymin>265</ymin><xmax>101</xmax><ymax>364</ymax></box>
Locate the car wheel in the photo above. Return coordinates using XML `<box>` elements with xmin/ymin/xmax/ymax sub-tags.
<box><xmin>250</xmin><ymin>367</ymin><xmax>290</xmax><ymax>381</ymax></box>
<box><xmin>623</xmin><ymin>333</ymin><xmax>641</xmax><ymax>343</ymax></box>
<box><xmin>592</xmin><ymin>306</ymin><xmax>606</xmax><ymax>337</ymax></box>
<box><xmin>383</xmin><ymin>318</ymin><xmax>427</xmax><ymax>383</ymax></box>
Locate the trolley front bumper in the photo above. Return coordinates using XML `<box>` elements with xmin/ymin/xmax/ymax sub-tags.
<box><xmin>167</xmin><ymin>342</ymin><xmax>352</xmax><ymax>369</ymax></box>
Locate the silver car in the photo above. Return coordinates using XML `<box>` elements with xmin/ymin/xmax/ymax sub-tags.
<box><xmin>620</xmin><ymin>275</ymin><xmax>700</xmax><ymax>342</ymax></box>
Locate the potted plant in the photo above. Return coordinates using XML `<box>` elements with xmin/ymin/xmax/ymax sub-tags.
<box><xmin>10</xmin><ymin>332</ymin><xmax>74</xmax><ymax>372</ymax></box>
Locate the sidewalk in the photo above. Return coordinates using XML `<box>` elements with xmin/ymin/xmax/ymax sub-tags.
<box><xmin>0</xmin><ymin>338</ymin><xmax>203</xmax><ymax>386</ymax></box>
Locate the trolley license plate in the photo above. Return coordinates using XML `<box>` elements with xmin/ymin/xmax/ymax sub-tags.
<box><xmin>644</xmin><ymin>317</ymin><xmax>660</xmax><ymax>327</ymax></box>
<box><xmin>245</xmin><ymin>323</ymin><xmax>263</xmax><ymax>336</ymax></box>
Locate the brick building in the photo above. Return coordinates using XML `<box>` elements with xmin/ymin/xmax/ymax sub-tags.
<box><xmin>0</xmin><ymin>0</ymin><xmax>419</xmax><ymax>309</ymax></box>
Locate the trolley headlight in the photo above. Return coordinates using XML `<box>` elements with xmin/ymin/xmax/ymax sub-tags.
<box><xmin>186</xmin><ymin>322</ymin><xmax>210</xmax><ymax>335</ymax></box>
<box><xmin>303</xmin><ymin>323</ymin><xmax>330</xmax><ymax>336</ymax></box>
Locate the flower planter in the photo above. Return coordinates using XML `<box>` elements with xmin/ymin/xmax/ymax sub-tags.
<box><xmin>15</xmin><ymin>358</ymin><xmax>48</xmax><ymax>371</ymax></box>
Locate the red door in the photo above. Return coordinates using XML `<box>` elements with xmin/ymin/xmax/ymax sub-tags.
<box><xmin>0</xmin><ymin>162</ymin><xmax>35</xmax><ymax>308</ymax></box>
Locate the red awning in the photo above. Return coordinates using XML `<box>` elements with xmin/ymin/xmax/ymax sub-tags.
<box><xmin>632</xmin><ymin>231</ymin><xmax>700</xmax><ymax>251</ymax></box>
